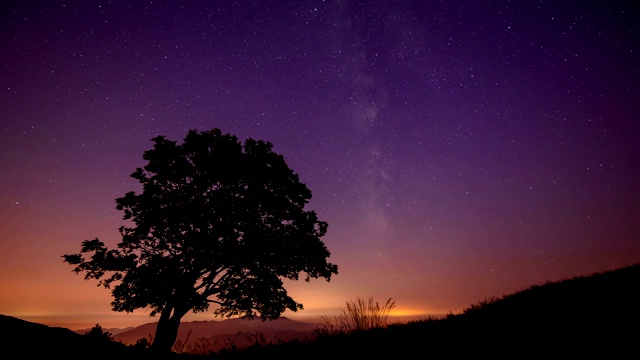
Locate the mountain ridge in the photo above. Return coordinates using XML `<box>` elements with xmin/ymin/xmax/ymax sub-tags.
<box><xmin>109</xmin><ymin>316</ymin><xmax>324</xmax><ymax>350</ymax></box>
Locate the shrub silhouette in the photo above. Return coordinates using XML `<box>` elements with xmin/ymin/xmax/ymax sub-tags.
<box><xmin>84</xmin><ymin>323</ymin><xmax>114</xmax><ymax>343</ymax></box>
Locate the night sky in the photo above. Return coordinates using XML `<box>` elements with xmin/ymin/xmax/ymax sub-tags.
<box><xmin>1</xmin><ymin>1</ymin><xmax>639</xmax><ymax>330</ymax></box>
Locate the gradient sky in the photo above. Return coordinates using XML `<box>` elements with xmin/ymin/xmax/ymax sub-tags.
<box><xmin>1</xmin><ymin>1</ymin><xmax>639</xmax><ymax>330</ymax></box>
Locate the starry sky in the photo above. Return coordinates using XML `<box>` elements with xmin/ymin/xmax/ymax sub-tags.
<box><xmin>1</xmin><ymin>1</ymin><xmax>639</xmax><ymax>330</ymax></box>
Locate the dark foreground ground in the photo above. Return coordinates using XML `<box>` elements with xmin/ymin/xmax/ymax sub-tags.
<box><xmin>2</xmin><ymin>262</ymin><xmax>639</xmax><ymax>359</ymax></box>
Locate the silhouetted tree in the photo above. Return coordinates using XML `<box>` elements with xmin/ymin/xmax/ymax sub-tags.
<box><xmin>85</xmin><ymin>323</ymin><xmax>113</xmax><ymax>343</ymax></box>
<box><xmin>63</xmin><ymin>128</ymin><xmax>338</xmax><ymax>353</ymax></box>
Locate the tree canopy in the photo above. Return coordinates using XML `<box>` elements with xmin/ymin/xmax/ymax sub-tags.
<box><xmin>63</xmin><ymin>128</ymin><xmax>338</xmax><ymax>352</ymax></box>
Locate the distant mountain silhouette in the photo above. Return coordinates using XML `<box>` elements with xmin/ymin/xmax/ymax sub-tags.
<box><xmin>111</xmin><ymin>316</ymin><xmax>323</xmax><ymax>351</ymax></box>
<box><xmin>74</xmin><ymin>326</ymin><xmax>135</xmax><ymax>336</ymax></box>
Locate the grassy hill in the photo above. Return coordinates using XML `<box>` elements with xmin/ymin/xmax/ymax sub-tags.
<box><xmin>2</xmin><ymin>262</ymin><xmax>639</xmax><ymax>359</ymax></box>
<box><xmin>215</xmin><ymin>261</ymin><xmax>640</xmax><ymax>358</ymax></box>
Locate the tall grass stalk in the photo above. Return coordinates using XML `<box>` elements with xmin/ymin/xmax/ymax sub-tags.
<box><xmin>321</xmin><ymin>297</ymin><xmax>396</xmax><ymax>334</ymax></box>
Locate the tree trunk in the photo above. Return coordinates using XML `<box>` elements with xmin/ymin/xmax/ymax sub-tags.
<box><xmin>150</xmin><ymin>309</ymin><xmax>182</xmax><ymax>353</ymax></box>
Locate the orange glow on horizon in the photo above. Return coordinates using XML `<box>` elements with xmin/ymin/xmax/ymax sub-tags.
<box><xmin>389</xmin><ymin>308</ymin><xmax>441</xmax><ymax>317</ymax></box>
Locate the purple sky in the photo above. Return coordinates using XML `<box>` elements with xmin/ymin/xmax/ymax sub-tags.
<box><xmin>1</xmin><ymin>0</ymin><xmax>639</xmax><ymax>330</ymax></box>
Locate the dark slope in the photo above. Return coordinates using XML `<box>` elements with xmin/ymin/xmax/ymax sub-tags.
<box><xmin>0</xmin><ymin>315</ymin><xmax>174</xmax><ymax>360</ymax></box>
<box><xmin>213</xmin><ymin>262</ymin><xmax>640</xmax><ymax>359</ymax></box>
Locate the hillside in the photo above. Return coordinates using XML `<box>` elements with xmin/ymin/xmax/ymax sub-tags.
<box><xmin>206</xmin><ymin>262</ymin><xmax>640</xmax><ymax>358</ymax></box>
<box><xmin>0</xmin><ymin>314</ymin><xmax>157</xmax><ymax>360</ymax></box>
<box><xmin>2</xmin><ymin>262</ymin><xmax>639</xmax><ymax>359</ymax></box>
